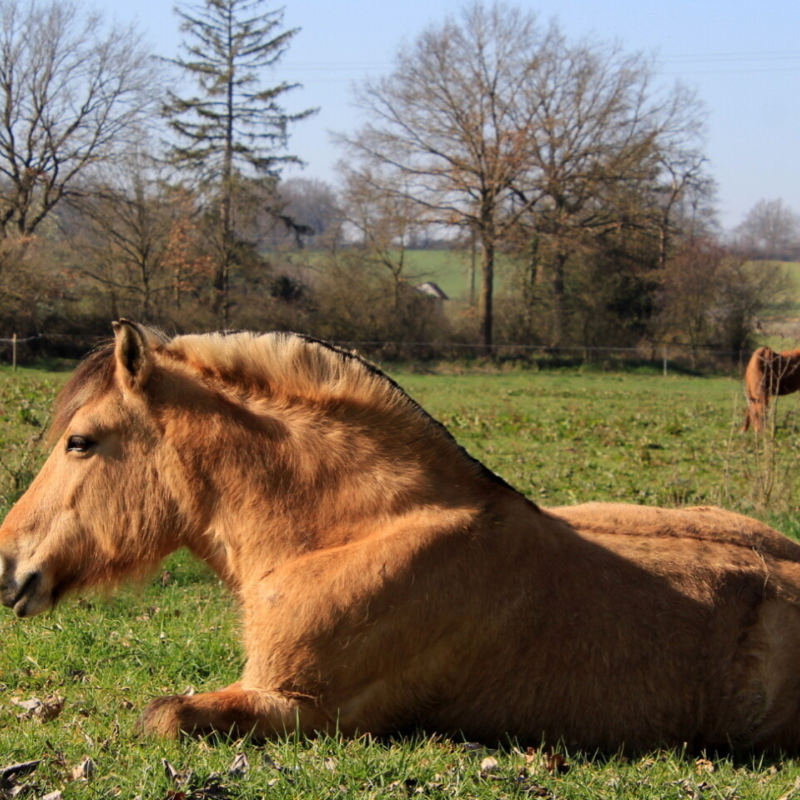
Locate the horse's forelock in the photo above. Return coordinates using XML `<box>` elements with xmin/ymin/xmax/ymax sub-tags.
<box><xmin>47</xmin><ymin>343</ymin><xmax>117</xmax><ymax>445</ymax></box>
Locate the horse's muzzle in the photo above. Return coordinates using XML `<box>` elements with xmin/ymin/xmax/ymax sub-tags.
<box><xmin>0</xmin><ymin>562</ymin><xmax>44</xmax><ymax>617</ymax></box>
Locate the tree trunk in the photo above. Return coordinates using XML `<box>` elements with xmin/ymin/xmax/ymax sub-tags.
<box><xmin>215</xmin><ymin>21</ymin><xmax>236</xmax><ymax>330</ymax></box>
<box><xmin>479</xmin><ymin>234</ymin><xmax>494</xmax><ymax>355</ymax></box>
<box><xmin>550</xmin><ymin>251</ymin><xmax>567</xmax><ymax>347</ymax></box>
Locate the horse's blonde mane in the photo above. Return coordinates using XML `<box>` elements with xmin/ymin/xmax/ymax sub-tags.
<box><xmin>165</xmin><ymin>331</ymin><xmax>404</xmax><ymax>411</ymax></box>
<box><xmin>53</xmin><ymin>329</ymin><xmax>414</xmax><ymax>438</ymax></box>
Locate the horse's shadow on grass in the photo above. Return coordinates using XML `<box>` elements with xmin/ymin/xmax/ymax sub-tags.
<box><xmin>193</xmin><ymin>725</ymin><xmax>792</xmax><ymax>775</ymax></box>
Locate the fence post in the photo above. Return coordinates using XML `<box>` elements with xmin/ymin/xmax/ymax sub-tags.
<box><xmin>662</xmin><ymin>345</ymin><xmax>667</xmax><ymax>377</ymax></box>
<box><xmin>12</xmin><ymin>332</ymin><xmax>16</xmax><ymax>371</ymax></box>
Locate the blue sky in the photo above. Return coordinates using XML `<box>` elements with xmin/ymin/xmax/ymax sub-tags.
<box><xmin>102</xmin><ymin>0</ymin><xmax>800</xmax><ymax>232</ymax></box>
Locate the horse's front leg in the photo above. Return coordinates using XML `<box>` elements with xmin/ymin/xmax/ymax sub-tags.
<box><xmin>138</xmin><ymin>681</ymin><xmax>332</xmax><ymax>739</ymax></box>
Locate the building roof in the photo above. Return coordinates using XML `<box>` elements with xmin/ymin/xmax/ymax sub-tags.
<box><xmin>413</xmin><ymin>281</ymin><xmax>449</xmax><ymax>300</ymax></box>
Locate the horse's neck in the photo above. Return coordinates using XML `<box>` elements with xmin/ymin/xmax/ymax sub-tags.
<box><xmin>185</xmin><ymin>399</ymin><xmax>498</xmax><ymax>582</ymax></box>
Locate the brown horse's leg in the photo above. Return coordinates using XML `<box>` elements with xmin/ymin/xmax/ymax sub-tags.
<box><xmin>138</xmin><ymin>682</ymin><xmax>331</xmax><ymax>739</ymax></box>
<box><xmin>745</xmin><ymin>399</ymin><xmax>766</xmax><ymax>432</ymax></box>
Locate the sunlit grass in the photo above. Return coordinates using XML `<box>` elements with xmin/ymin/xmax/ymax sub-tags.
<box><xmin>2</xmin><ymin>363</ymin><xmax>800</xmax><ymax>797</ymax></box>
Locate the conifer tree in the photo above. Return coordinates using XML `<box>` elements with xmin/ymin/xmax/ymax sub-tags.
<box><xmin>164</xmin><ymin>0</ymin><xmax>314</xmax><ymax>324</ymax></box>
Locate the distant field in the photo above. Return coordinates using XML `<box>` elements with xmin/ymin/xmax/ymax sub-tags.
<box><xmin>745</xmin><ymin>260</ymin><xmax>800</xmax><ymax>348</ymax></box>
<box><xmin>403</xmin><ymin>249</ymin><xmax>520</xmax><ymax>300</ymax></box>
<box><xmin>298</xmin><ymin>248</ymin><xmax>512</xmax><ymax>302</ymax></box>
<box><xmin>780</xmin><ymin>260</ymin><xmax>800</xmax><ymax>294</ymax></box>
<box><xmin>402</xmin><ymin>249</ymin><xmax>475</xmax><ymax>299</ymax></box>
<box><xmin>368</xmin><ymin>252</ymin><xmax>800</xmax><ymax>327</ymax></box>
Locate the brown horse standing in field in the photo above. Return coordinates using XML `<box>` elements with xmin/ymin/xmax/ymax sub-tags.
<box><xmin>742</xmin><ymin>345</ymin><xmax>800</xmax><ymax>431</ymax></box>
<box><xmin>5</xmin><ymin>321</ymin><xmax>800</xmax><ymax>752</ymax></box>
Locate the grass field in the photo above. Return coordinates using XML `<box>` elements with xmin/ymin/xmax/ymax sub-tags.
<box><xmin>3</xmin><ymin>363</ymin><xmax>800</xmax><ymax>797</ymax></box>
<box><xmin>364</xmin><ymin>248</ymin><xmax>520</xmax><ymax>302</ymax></box>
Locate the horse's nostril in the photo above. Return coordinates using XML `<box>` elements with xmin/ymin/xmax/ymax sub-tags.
<box><xmin>0</xmin><ymin>570</ymin><xmax>40</xmax><ymax>613</ymax></box>
<box><xmin>13</xmin><ymin>572</ymin><xmax>39</xmax><ymax>606</ymax></box>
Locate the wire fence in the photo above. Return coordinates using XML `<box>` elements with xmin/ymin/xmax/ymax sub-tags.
<box><xmin>328</xmin><ymin>340</ymin><xmax>750</xmax><ymax>375</ymax></box>
<box><xmin>0</xmin><ymin>332</ymin><xmax>752</xmax><ymax>376</ymax></box>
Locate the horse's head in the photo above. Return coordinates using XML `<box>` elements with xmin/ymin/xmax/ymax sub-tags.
<box><xmin>0</xmin><ymin>320</ymin><xmax>183</xmax><ymax>617</ymax></box>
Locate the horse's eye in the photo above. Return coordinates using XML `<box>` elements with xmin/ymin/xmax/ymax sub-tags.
<box><xmin>66</xmin><ymin>435</ymin><xmax>94</xmax><ymax>453</ymax></box>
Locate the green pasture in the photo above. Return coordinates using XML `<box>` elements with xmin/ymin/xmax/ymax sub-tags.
<box><xmin>3</xmin><ymin>363</ymin><xmax>800</xmax><ymax>797</ymax></box>
<box><xmin>777</xmin><ymin>260</ymin><xmax>800</xmax><ymax>303</ymax></box>
<box><xmin>386</xmin><ymin>249</ymin><xmax>520</xmax><ymax>301</ymax></box>
<box><xmin>296</xmin><ymin>248</ymin><xmax>507</xmax><ymax>301</ymax></box>
<box><xmin>402</xmin><ymin>250</ymin><xmax>474</xmax><ymax>300</ymax></box>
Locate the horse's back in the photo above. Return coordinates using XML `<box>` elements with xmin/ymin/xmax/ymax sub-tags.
<box><xmin>547</xmin><ymin>502</ymin><xmax>800</xmax><ymax>563</ymax></box>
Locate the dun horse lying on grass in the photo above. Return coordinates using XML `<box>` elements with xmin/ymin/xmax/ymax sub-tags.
<box><xmin>4</xmin><ymin>321</ymin><xmax>800</xmax><ymax>752</ymax></box>
<box><xmin>742</xmin><ymin>345</ymin><xmax>800</xmax><ymax>431</ymax></box>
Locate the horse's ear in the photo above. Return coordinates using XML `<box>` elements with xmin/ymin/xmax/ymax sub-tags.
<box><xmin>112</xmin><ymin>319</ymin><xmax>154</xmax><ymax>390</ymax></box>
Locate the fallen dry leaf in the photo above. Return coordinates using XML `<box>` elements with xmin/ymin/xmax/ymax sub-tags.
<box><xmin>459</xmin><ymin>742</ymin><xmax>490</xmax><ymax>755</ymax></box>
<box><xmin>228</xmin><ymin>753</ymin><xmax>249</xmax><ymax>776</ymax></box>
<box><xmin>778</xmin><ymin>776</ymin><xmax>800</xmax><ymax>800</ymax></box>
<box><xmin>543</xmin><ymin>752</ymin><xmax>569</xmax><ymax>775</ymax></box>
<box><xmin>9</xmin><ymin>698</ymin><xmax>40</xmax><ymax>712</ymax></box>
<box><xmin>41</xmin><ymin>792</ymin><xmax>63</xmax><ymax>800</ymax></box>
<box><xmin>695</xmin><ymin>758</ymin><xmax>715</xmax><ymax>774</ymax></box>
<box><xmin>1</xmin><ymin>760</ymin><xmax>42</xmax><ymax>790</ymax></box>
<box><xmin>69</xmin><ymin>756</ymin><xmax>95</xmax><ymax>782</ymax></box>
<box><xmin>512</xmin><ymin>777</ymin><xmax>557</xmax><ymax>799</ymax></box>
<box><xmin>386</xmin><ymin>778</ymin><xmax>424</xmax><ymax>795</ymax></box>
<box><xmin>160</xmin><ymin>762</ymin><xmax>234</xmax><ymax>800</ymax></box>
<box><xmin>479</xmin><ymin>755</ymin><xmax>500</xmax><ymax>778</ymax></box>
<box><xmin>162</xmin><ymin>760</ymin><xmax>181</xmax><ymax>783</ymax></box>
<box><xmin>523</xmin><ymin>748</ymin><xmax>569</xmax><ymax>775</ymax></box>
<box><xmin>261</xmin><ymin>752</ymin><xmax>280</xmax><ymax>770</ymax></box>
<box><xmin>162</xmin><ymin>759</ymin><xmax>192</xmax><ymax>789</ymax></box>
<box><xmin>674</xmin><ymin>778</ymin><xmax>713</xmax><ymax>799</ymax></box>
<box><xmin>10</xmin><ymin>695</ymin><xmax>64</xmax><ymax>722</ymax></box>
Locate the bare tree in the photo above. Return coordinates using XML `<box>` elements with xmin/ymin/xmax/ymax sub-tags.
<box><xmin>650</xmin><ymin>151</ymin><xmax>715</xmax><ymax>273</ymax></box>
<box><xmin>508</xmin><ymin>31</ymin><xmax>708</xmax><ymax>345</ymax></box>
<box><xmin>734</xmin><ymin>199</ymin><xmax>800</xmax><ymax>261</ymax></box>
<box><xmin>339</xmin><ymin>3</ymin><xmax>550</xmax><ymax>352</ymax></box>
<box><xmin>655</xmin><ymin>236</ymin><xmax>788</xmax><ymax>361</ymax></box>
<box><xmin>273</xmin><ymin>177</ymin><xmax>342</xmax><ymax>248</ymax></box>
<box><xmin>339</xmin><ymin>165</ymin><xmax>428</xmax><ymax>308</ymax></box>
<box><xmin>67</xmin><ymin>150</ymin><xmax>185</xmax><ymax>322</ymax></box>
<box><xmin>340</xmin><ymin>2</ymin><xmax>707</xmax><ymax>350</ymax></box>
<box><xmin>0</xmin><ymin>0</ymin><xmax>158</xmax><ymax>243</ymax></box>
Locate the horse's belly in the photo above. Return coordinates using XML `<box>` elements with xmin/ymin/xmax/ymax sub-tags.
<box><xmin>421</xmin><ymin>591</ymin><xmax>800</xmax><ymax>750</ymax></box>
